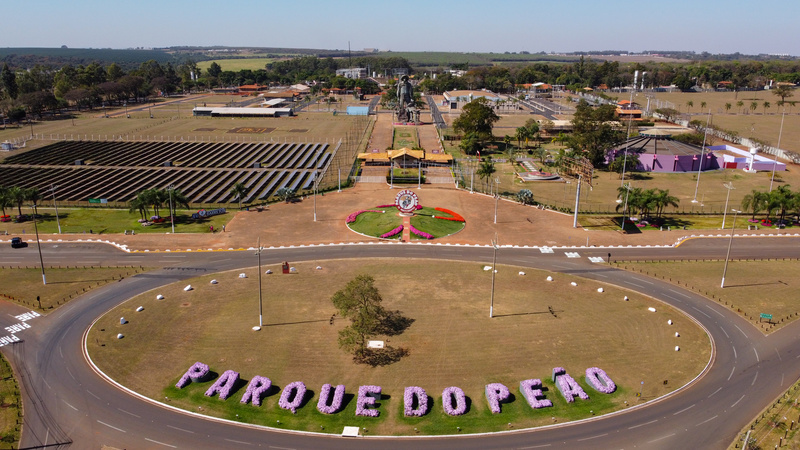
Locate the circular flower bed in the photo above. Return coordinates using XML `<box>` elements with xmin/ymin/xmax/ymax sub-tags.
<box><xmin>346</xmin><ymin>205</ymin><xmax>465</xmax><ymax>240</ymax></box>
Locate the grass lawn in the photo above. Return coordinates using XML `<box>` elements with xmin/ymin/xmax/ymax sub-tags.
<box><xmin>347</xmin><ymin>207</ymin><xmax>464</xmax><ymax>240</ymax></box>
<box><xmin>0</xmin><ymin>267</ymin><xmax>147</xmax><ymax>310</ymax></box>
<box><xmin>0</xmin><ymin>207</ymin><xmax>232</xmax><ymax>235</ymax></box>
<box><xmin>196</xmin><ymin>58</ymin><xmax>275</xmax><ymax>72</ymax></box>
<box><xmin>0</xmin><ymin>355</ymin><xmax>20</xmax><ymax>449</ymax></box>
<box><xmin>87</xmin><ymin>259</ymin><xmax>709</xmax><ymax>435</ymax></box>
<box><xmin>619</xmin><ymin>260</ymin><xmax>800</xmax><ymax>333</ymax></box>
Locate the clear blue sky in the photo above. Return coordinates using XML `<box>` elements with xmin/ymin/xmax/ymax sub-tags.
<box><xmin>7</xmin><ymin>0</ymin><xmax>799</xmax><ymax>55</ymax></box>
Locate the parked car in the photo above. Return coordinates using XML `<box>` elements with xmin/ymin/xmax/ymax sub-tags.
<box><xmin>10</xmin><ymin>237</ymin><xmax>27</xmax><ymax>248</ymax></box>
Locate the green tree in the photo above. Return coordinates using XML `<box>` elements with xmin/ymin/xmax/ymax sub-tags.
<box><xmin>609</xmin><ymin>151</ymin><xmax>640</xmax><ymax>178</ymax></box>
<box><xmin>1</xmin><ymin>63</ymin><xmax>18</xmax><ymax>100</ymax></box>
<box><xmin>652</xmin><ymin>189</ymin><xmax>679</xmax><ymax>218</ymax></box>
<box><xmin>686</xmin><ymin>100</ymin><xmax>693</xmax><ymax>112</ymax></box>
<box><xmin>736</xmin><ymin>100</ymin><xmax>744</xmax><ymax>113</ymax></box>
<box><xmin>567</xmin><ymin>99</ymin><xmax>623</xmax><ymax>166</ymax></box>
<box><xmin>772</xmin><ymin>85</ymin><xmax>794</xmax><ymax>103</ymax></box>
<box><xmin>700</xmin><ymin>101</ymin><xmax>707</xmax><ymax>110</ymax></box>
<box><xmin>763</xmin><ymin>101</ymin><xmax>770</xmax><ymax>114</ymax></box>
<box><xmin>770</xmin><ymin>185</ymin><xmax>794</xmax><ymax>224</ymax></box>
<box><xmin>476</xmin><ymin>156</ymin><xmax>497</xmax><ymax>192</ymax></box>
<box><xmin>275</xmin><ymin>187</ymin><xmax>296</xmax><ymax>203</ymax></box>
<box><xmin>741</xmin><ymin>189</ymin><xmax>767</xmax><ymax>221</ymax></box>
<box><xmin>25</xmin><ymin>187</ymin><xmax>42</xmax><ymax>214</ymax></box>
<box><xmin>0</xmin><ymin>186</ymin><xmax>12</xmax><ymax>217</ymax></box>
<box><xmin>515</xmin><ymin>126</ymin><xmax>529</xmax><ymax>149</ymax></box>
<box><xmin>503</xmin><ymin>135</ymin><xmax>512</xmax><ymax>152</ymax></box>
<box><xmin>452</xmin><ymin>97</ymin><xmax>500</xmax><ymax>142</ymax></box>
<box><xmin>229</xmin><ymin>182</ymin><xmax>248</xmax><ymax>209</ymax></box>
<box><xmin>128</xmin><ymin>196</ymin><xmax>148</xmax><ymax>221</ymax></box>
<box><xmin>331</xmin><ymin>275</ymin><xmax>386</xmax><ymax>358</ymax></box>
<box><xmin>165</xmin><ymin>187</ymin><xmax>190</xmax><ymax>218</ymax></box>
<box><xmin>206</xmin><ymin>62</ymin><xmax>222</xmax><ymax>79</ymax></box>
<box><xmin>7</xmin><ymin>186</ymin><xmax>26</xmax><ymax>217</ymax></box>
<box><xmin>750</xmin><ymin>101</ymin><xmax>758</xmax><ymax>113</ymax></box>
<box><xmin>459</xmin><ymin>131</ymin><xmax>481</xmax><ymax>156</ymax></box>
<box><xmin>724</xmin><ymin>103</ymin><xmax>732</xmax><ymax>113</ymax></box>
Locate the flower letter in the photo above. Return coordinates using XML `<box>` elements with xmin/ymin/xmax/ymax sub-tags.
<box><xmin>278</xmin><ymin>381</ymin><xmax>307</xmax><ymax>414</ymax></box>
<box><xmin>317</xmin><ymin>384</ymin><xmax>346</xmax><ymax>414</ymax></box>
<box><xmin>585</xmin><ymin>367</ymin><xmax>617</xmax><ymax>394</ymax></box>
<box><xmin>553</xmin><ymin>367</ymin><xmax>589</xmax><ymax>403</ymax></box>
<box><xmin>485</xmin><ymin>383</ymin><xmax>511</xmax><ymax>414</ymax></box>
<box><xmin>519</xmin><ymin>379</ymin><xmax>553</xmax><ymax>409</ymax></box>
<box><xmin>356</xmin><ymin>385</ymin><xmax>382</xmax><ymax>417</ymax></box>
<box><xmin>240</xmin><ymin>376</ymin><xmax>272</xmax><ymax>406</ymax></box>
<box><xmin>404</xmin><ymin>386</ymin><xmax>429</xmax><ymax>417</ymax></box>
<box><xmin>204</xmin><ymin>370</ymin><xmax>240</xmax><ymax>400</ymax></box>
<box><xmin>442</xmin><ymin>386</ymin><xmax>467</xmax><ymax>416</ymax></box>
<box><xmin>175</xmin><ymin>361</ymin><xmax>209</xmax><ymax>389</ymax></box>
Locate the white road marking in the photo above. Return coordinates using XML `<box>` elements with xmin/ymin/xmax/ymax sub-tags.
<box><xmin>720</xmin><ymin>327</ymin><xmax>730</xmax><ymax>338</ymax></box>
<box><xmin>118</xmin><ymin>408</ymin><xmax>140</xmax><ymax>418</ymax></box>
<box><xmin>731</xmin><ymin>394</ymin><xmax>746</xmax><ymax>408</ymax></box>
<box><xmin>733</xmin><ymin>346</ymin><xmax>737</xmax><ymax>359</ymax></box>
<box><xmin>519</xmin><ymin>445</ymin><xmax>552</xmax><ymax>449</ymax></box>
<box><xmin>734</xmin><ymin>324</ymin><xmax>748</xmax><ymax>338</ymax></box>
<box><xmin>751</xmin><ymin>370</ymin><xmax>760</xmax><ymax>386</ymax></box>
<box><xmin>268</xmin><ymin>447</ymin><xmax>295</xmax><ymax>450</ymax></box>
<box><xmin>577</xmin><ymin>433</ymin><xmax>608</xmax><ymax>441</ymax></box>
<box><xmin>588</xmin><ymin>256</ymin><xmax>605</xmax><ymax>263</ymax></box>
<box><xmin>167</xmin><ymin>425</ymin><xmax>194</xmax><ymax>434</ymax></box>
<box><xmin>673</xmin><ymin>404</ymin><xmax>695</xmax><ymax>415</ymax></box>
<box><xmin>43</xmin><ymin>379</ymin><xmax>52</xmax><ymax>390</ymax></box>
<box><xmin>97</xmin><ymin>420</ymin><xmax>125</xmax><ymax>433</ymax></box>
<box><xmin>781</xmin><ymin>373</ymin><xmax>785</xmax><ymax>386</ymax></box>
<box><xmin>145</xmin><ymin>438</ymin><xmax>176</xmax><ymax>448</ymax></box>
<box><xmin>66</xmin><ymin>367</ymin><xmax>76</xmax><ymax>381</ymax></box>
<box><xmin>691</xmin><ymin>306</ymin><xmax>711</xmax><ymax>318</ymax></box>
<box><xmin>728</xmin><ymin>366</ymin><xmax>736</xmax><ymax>381</ymax></box>
<box><xmin>776</xmin><ymin>348</ymin><xmax>782</xmax><ymax>361</ymax></box>
<box><xmin>63</xmin><ymin>400</ymin><xmax>78</xmax><ymax>411</ymax></box>
<box><xmin>628</xmin><ymin>419</ymin><xmax>658</xmax><ymax>429</ymax></box>
<box><xmin>539</xmin><ymin>247</ymin><xmax>554</xmax><ymax>254</ymax></box>
<box><xmin>635</xmin><ymin>278</ymin><xmax>654</xmax><ymax>285</ymax></box>
<box><xmin>625</xmin><ymin>281</ymin><xmax>646</xmax><ymax>289</ymax></box>
<box><xmin>225</xmin><ymin>438</ymin><xmax>253</xmax><ymax>445</ymax></box>
<box><xmin>668</xmin><ymin>289</ymin><xmax>690</xmax><ymax>298</ymax></box>
<box><xmin>708</xmin><ymin>387</ymin><xmax>722</xmax><ymax>398</ymax></box>
<box><xmin>754</xmin><ymin>348</ymin><xmax>760</xmax><ymax>362</ymax></box>
<box><xmin>59</xmin><ymin>346</ymin><xmax>63</xmax><ymax>358</ymax></box>
<box><xmin>705</xmin><ymin>305</ymin><xmax>725</xmax><ymax>317</ymax></box>
<box><xmin>564</xmin><ymin>252</ymin><xmax>580</xmax><ymax>258</ymax></box>
<box><xmin>86</xmin><ymin>390</ymin><xmax>100</xmax><ymax>400</ymax></box>
<box><xmin>647</xmin><ymin>433</ymin><xmax>676</xmax><ymax>443</ymax></box>
<box><xmin>696</xmin><ymin>415</ymin><xmax>718</xmax><ymax>426</ymax></box>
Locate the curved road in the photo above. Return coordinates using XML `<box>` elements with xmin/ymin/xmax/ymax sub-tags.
<box><xmin>2</xmin><ymin>237</ymin><xmax>800</xmax><ymax>449</ymax></box>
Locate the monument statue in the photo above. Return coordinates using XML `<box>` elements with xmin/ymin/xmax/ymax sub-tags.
<box><xmin>396</xmin><ymin>75</ymin><xmax>419</xmax><ymax>124</ymax></box>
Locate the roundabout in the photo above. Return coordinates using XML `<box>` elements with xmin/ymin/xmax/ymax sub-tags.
<box><xmin>85</xmin><ymin>259</ymin><xmax>710</xmax><ymax>435</ymax></box>
<box><xmin>3</xmin><ymin>237</ymin><xmax>800</xmax><ymax>448</ymax></box>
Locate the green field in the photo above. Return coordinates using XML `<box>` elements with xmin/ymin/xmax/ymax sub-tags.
<box><xmin>347</xmin><ymin>206</ymin><xmax>464</xmax><ymax>240</ymax></box>
<box><xmin>0</xmin><ymin>355</ymin><xmax>20</xmax><ymax>449</ymax></box>
<box><xmin>197</xmin><ymin>58</ymin><xmax>276</xmax><ymax>72</ymax></box>
<box><xmin>87</xmin><ymin>259</ymin><xmax>709</xmax><ymax>435</ymax></box>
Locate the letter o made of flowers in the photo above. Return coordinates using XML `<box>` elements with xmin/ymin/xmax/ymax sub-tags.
<box><xmin>585</xmin><ymin>367</ymin><xmax>617</xmax><ymax>394</ymax></box>
<box><xmin>442</xmin><ymin>386</ymin><xmax>467</xmax><ymax>416</ymax></box>
<box><xmin>404</xmin><ymin>386</ymin><xmax>429</xmax><ymax>417</ymax></box>
<box><xmin>279</xmin><ymin>381</ymin><xmax>307</xmax><ymax>414</ymax></box>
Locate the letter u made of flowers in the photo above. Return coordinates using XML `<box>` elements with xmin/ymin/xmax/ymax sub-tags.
<box><xmin>553</xmin><ymin>367</ymin><xmax>589</xmax><ymax>403</ymax></box>
<box><xmin>317</xmin><ymin>384</ymin><xmax>346</xmax><ymax>414</ymax></box>
<box><xmin>585</xmin><ymin>367</ymin><xmax>617</xmax><ymax>394</ymax></box>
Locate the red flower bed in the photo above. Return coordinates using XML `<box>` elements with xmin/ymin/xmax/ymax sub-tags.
<box><xmin>433</xmin><ymin>208</ymin><xmax>465</xmax><ymax>222</ymax></box>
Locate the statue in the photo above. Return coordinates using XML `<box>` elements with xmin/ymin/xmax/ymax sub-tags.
<box><xmin>396</xmin><ymin>75</ymin><xmax>419</xmax><ymax>124</ymax></box>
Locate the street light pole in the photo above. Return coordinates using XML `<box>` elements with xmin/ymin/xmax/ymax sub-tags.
<box><xmin>721</xmin><ymin>209</ymin><xmax>740</xmax><ymax>288</ymax></box>
<box><xmin>32</xmin><ymin>205</ymin><xmax>46</xmax><ymax>285</ymax></box>
<box><xmin>721</xmin><ymin>182</ymin><xmax>735</xmax><ymax>229</ymax></box>
<box><xmin>256</xmin><ymin>238</ymin><xmax>264</xmax><ymax>327</ymax></box>
<box><xmin>692</xmin><ymin>110</ymin><xmax>712</xmax><ymax>203</ymax></box>
<box><xmin>50</xmin><ymin>184</ymin><xmax>61</xmax><ymax>234</ymax></box>
<box><xmin>769</xmin><ymin>109</ymin><xmax>786</xmax><ymax>192</ymax></box>
<box><xmin>168</xmin><ymin>184</ymin><xmax>175</xmax><ymax>234</ymax></box>
<box><xmin>620</xmin><ymin>183</ymin><xmax>632</xmax><ymax>232</ymax></box>
<box><xmin>490</xmin><ymin>233</ymin><xmax>498</xmax><ymax>318</ymax></box>
<box><xmin>493</xmin><ymin>178</ymin><xmax>500</xmax><ymax>224</ymax></box>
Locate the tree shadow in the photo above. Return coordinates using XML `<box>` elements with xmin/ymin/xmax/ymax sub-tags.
<box><xmin>355</xmin><ymin>346</ymin><xmax>409</xmax><ymax>367</ymax></box>
<box><xmin>375</xmin><ymin>309</ymin><xmax>415</xmax><ymax>336</ymax></box>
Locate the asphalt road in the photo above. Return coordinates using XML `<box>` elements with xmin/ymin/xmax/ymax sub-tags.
<box><xmin>2</xmin><ymin>237</ymin><xmax>800</xmax><ymax>449</ymax></box>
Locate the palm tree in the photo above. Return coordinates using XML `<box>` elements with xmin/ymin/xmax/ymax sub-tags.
<box><xmin>741</xmin><ymin>190</ymin><xmax>767</xmax><ymax>221</ymax></box>
<box><xmin>652</xmin><ymin>189</ymin><xmax>679</xmax><ymax>218</ymax></box>
<box><xmin>771</xmin><ymin>185</ymin><xmax>794</xmax><ymax>224</ymax></box>
<box><xmin>515</xmin><ymin>127</ymin><xmax>528</xmax><ymax>150</ymax></box>
<box><xmin>0</xmin><ymin>186</ymin><xmax>10</xmax><ymax>216</ymax></box>
<box><xmin>26</xmin><ymin>187</ymin><xmax>42</xmax><ymax>215</ymax></box>
<box><xmin>686</xmin><ymin>100</ymin><xmax>694</xmax><ymax>113</ymax></box>
<box><xmin>476</xmin><ymin>157</ymin><xmax>496</xmax><ymax>192</ymax></box>
<box><xmin>724</xmin><ymin>103</ymin><xmax>732</xmax><ymax>114</ymax></box>
<box><xmin>700</xmin><ymin>101</ymin><xmax>707</xmax><ymax>110</ymax></box>
<box><xmin>8</xmin><ymin>186</ymin><xmax>26</xmax><ymax>217</ymax></box>
<box><xmin>763</xmin><ymin>101</ymin><xmax>771</xmax><ymax>115</ymax></box>
<box><xmin>503</xmin><ymin>135</ymin><xmax>512</xmax><ymax>152</ymax></box>
<box><xmin>736</xmin><ymin>100</ymin><xmax>744</xmax><ymax>114</ymax></box>
<box><xmin>750</xmin><ymin>101</ymin><xmax>758</xmax><ymax>114</ymax></box>
<box><xmin>229</xmin><ymin>182</ymin><xmax>248</xmax><ymax>209</ymax></box>
<box><xmin>128</xmin><ymin>196</ymin><xmax>148</xmax><ymax>221</ymax></box>
<box><xmin>165</xmin><ymin>187</ymin><xmax>190</xmax><ymax>218</ymax></box>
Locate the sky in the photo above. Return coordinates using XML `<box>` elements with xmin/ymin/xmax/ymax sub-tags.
<box><xmin>5</xmin><ymin>0</ymin><xmax>800</xmax><ymax>56</ymax></box>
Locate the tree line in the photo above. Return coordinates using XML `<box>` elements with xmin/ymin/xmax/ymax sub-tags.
<box><xmin>0</xmin><ymin>185</ymin><xmax>44</xmax><ymax>218</ymax></box>
<box><xmin>741</xmin><ymin>186</ymin><xmax>799</xmax><ymax>224</ymax></box>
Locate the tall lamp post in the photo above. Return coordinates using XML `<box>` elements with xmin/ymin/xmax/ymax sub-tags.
<box><xmin>490</xmin><ymin>233</ymin><xmax>498</xmax><ymax>318</ymax></box>
<box><xmin>692</xmin><ymin>110</ymin><xmax>712</xmax><ymax>204</ymax></box>
<box><xmin>721</xmin><ymin>182</ymin><xmax>735</xmax><ymax>229</ymax></box>
<box><xmin>168</xmin><ymin>184</ymin><xmax>175</xmax><ymax>234</ymax></box>
<box><xmin>620</xmin><ymin>183</ymin><xmax>632</xmax><ymax>232</ymax></box>
<box><xmin>255</xmin><ymin>238</ymin><xmax>264</xmax><ymax>327</ymax></box>
<box><xmin>32</xmin><ymin>204</ymin><xmax>46</xmax><ymax>285</ymax></box>
<box><xmin>49</xmin><ymin>184</ymin><xmax>61</xmax><ymax>234</ymax></box>
<box><xmin>493</xmin><ymin>178</ymin><xmax>500</xmax><ymax>224</ymax></box>
<box><xmin>769</xmin><ymin>109</ymin><xmax>786</xmax><ymax>192</ymax></box>
<box><xmin>721</xmin><ymin>209</ymin><xmax>741</xmax><ymax>288</ymax></box>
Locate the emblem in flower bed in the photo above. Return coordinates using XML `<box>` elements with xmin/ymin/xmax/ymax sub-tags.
<box><xmin>345</xmin><ymin>204</ymin><xmax>465</xmax><ymax>240</ymax></box>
